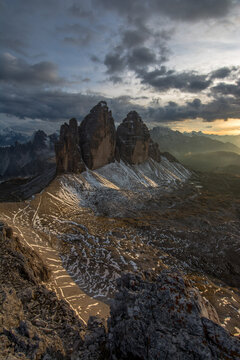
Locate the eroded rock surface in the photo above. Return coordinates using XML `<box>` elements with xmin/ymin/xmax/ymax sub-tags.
<box><xmin>0</xmin><ymin>222</ymin><xmax>84</xmax><ymax>360</ymax></box>
<box><xmin>55</xmin><ymin>103</ymin><xmax>179</xmax><ymax>174</ymax></box>
<box><xmin>79</xmin><ymin>101</ymin><xmax>116</xmax><ymax>170</ymax></box>
<box><xmin>1</xmin><ymin>219</ymin><xmax>239</xmax><ymax>360</ymax></box>
<box><xmin>107</xmin><ymin>271</ymin><xmax>240</xmax><ymax>360</ymax></box>
<box><xmin>55</xmin><ymin>118</ymin><xmax>86</xmax><ymax>174</ymax></box>
<box><xmin>116</xmin><ymin>111</ymin><xmax>150</xmax><ymax>164</ymax></box>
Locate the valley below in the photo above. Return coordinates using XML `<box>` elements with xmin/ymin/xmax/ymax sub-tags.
<box><xmin>1</xmin><ymin>165</ymin><xmax>240</xmax><ymax>340</ymax></box>
<box><xmin>0</xmin><ymin>104</ymin><xmax>239</xmax><ymax>359</ymax></box>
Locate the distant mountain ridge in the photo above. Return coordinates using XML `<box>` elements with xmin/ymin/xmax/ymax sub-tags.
<box><xmin>0</xmin><ymin>130</ymin><xmax>57</xmax><ymax>181</ymax></box>
<box><xmin>185</xmin><ymin>131</ymin><xmax>240</xmax><ymax>148</ymax></box>
<box><xmin>150</xmin><ymin>126</ymin><xmax>240</xmax><ymax>157</ymax></box>
<box><xmin>0</xmin><ymin>127</ymin><xmax>30</xmax><ymax>146</ymax></box>
<box><xmin>182</xmin><ymin>151</ymin><xmax>240</xmax><ymax>174</ymax></box>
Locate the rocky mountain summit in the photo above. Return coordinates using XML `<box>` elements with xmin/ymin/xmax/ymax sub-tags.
<box><xmin>55</xmin><ymin>101</ymin><xmax>161</xmax><ymax>173</ymax></box>
<box><xmin>116</xmin><ymin>110</ymin><xmax>150</xmax><ymax>164</ymax></box>
<box><xmin>79</xmin><ymin>101</ymin><xmax>116</xmax><ymax>170</ymax></box>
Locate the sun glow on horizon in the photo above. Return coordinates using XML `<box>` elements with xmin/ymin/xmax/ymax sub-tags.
<box><xmin>170</xmin><ymin>118</ymin><xmax>240</xmax><ymax>135</ymax></box>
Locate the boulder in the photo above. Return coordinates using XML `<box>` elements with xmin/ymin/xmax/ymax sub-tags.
<box><xmin>116</xmin><ymin>111</ymin><xmax>150</xmax><ymax>164</ymax></box>
<box><xmin>79</xmin><ymin>101</ymin><xmax>116</xmax><ymax>170</ymax></box>
<box><xmin>107</xmin><ymin>270</ymin><xmax>240</xmax><ymax>360</ymax></box>
<box><xmin>55</xmin><ymin>118</ymin><xmax>85</xmax><ymax>174</ymax></box>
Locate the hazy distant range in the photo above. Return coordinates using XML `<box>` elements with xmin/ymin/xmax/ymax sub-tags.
<box><xmin>0</xmin><ymin>126</ymin><xmax>240</xmax><ymax>177</ymax></box>
<box><xmin>150</xmin><ymin>127</ymin><xmax>240</xmax><ymax>175</ymax></box>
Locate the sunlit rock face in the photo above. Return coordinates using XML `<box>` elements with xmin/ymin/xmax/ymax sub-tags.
<box><xmin>116</xmin><ymin>111</ymin><xmax>150</xmax><ymax>165</ymax></box>
<box><xmin>55</xmin><ymin>118</ymin><xmax>86</xmax><ymax>174</ymax></box>
<box><xmin>79</xmin><ymin>101</ymin><xmax>116</xmax><ymax>170</ymax></box>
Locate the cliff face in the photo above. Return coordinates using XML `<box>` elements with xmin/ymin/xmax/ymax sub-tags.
<box><xmin>116</xmin><ymin>111</ymin><xmax>150</xmax><ymax>165</ymax></box>
<box><xmin>79</xmin><ymin>101</ymin><xmax>116</xmax><ymax>170</ymax></box>
<box><xmin>55</xmin><ymin>102</ymin><xmax>162</xmax><ymax>174</ymax></box>
<box><xmin>55</xmin><ymin>118</ymin><xmax>85</xmax><ymax>174</ymax></box>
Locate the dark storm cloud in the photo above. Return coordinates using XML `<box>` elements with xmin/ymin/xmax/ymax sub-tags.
<box><xmin>145</xmin><ymin>96</ymin><xmax>240</xmax><ymax>123</ymax></box>
<box><xmin>103</xmin><ymin>22</ymin><xmax>171</xmax><ymax>77</ymax></box>
<box><xmin>0</xmin><ymin>53</ymin><xmax>66</xmax><ymax>86</ymax></box>
<box><xmin>138</xmin><ymin>68</ymin><xmax>212</xmax><ymax>92</ymax></box>
<box><xmin>1</xmin><ymin>82</ymin><xmax>240</xmax><ymax>124</ymax></box>
<box><xmin>95</xmin><ymin>0</ymin><xmax>237</xmax><ymax>22</ymax></box>
<box><xmin>0</xmin><ymin>86</ymin><xmax>145</xmax><ymax>122</ymax></box>
<box><xmin>121</xmin><ymin>29</ymin><xmax>149</xmax><ymax>48</ymax></box>
<box><xmin>104</xmin><ymin>46</ymin><xmax>160</xmax><ymax>75</ymax></box>
<box><xmin>104</xmin><ymin>50</ymin><xmax>126</xmax><ymax>74</ymax></box>
<box><xmin>94</xmin><ymin>0</ymin><xmax>235</xmax><ymax>22</ymax></box>
<box><xmin>151</xmin><ymin>0</ymin><xmax>234</xmax><ymax>21</ymax></box>
<box><xmin>210</xmin><ymin>67</ymin><xmax>235</xmax><ymax>79</ymax></box>
<box><xmin>211</xmin><ymin>81</ymin><xmax>240</xmax><ymax>97</ymax></box>
<box><xmin>127</xmin><ymin>47</ymin><xmax>157</xmax><ymax>69</ymax></box>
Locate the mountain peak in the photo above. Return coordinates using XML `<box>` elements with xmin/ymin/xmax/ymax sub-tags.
<box><xmin>55</xmin><ymin>102</ymin><xmax>162</xmax><ymax>173</ymax></box>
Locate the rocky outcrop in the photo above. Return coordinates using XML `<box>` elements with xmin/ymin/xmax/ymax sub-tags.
<box><xmin>0</xmin><ymin>221</ymin><xmax>84</xmax><ymax>360</ymax></box>
<box><xmin>1</xmin><ymin>220</ymin><xmax>239</xmax><ymax>359</ymax></box>
<box><xmin>149</xmin><ymin>139</ymin><xmax>161</xmax><ymax>162</ymax></box>
<box><xmin>107</xmin><ymin>271</ymin><xmax>240</xmax><ymax>360</ymax></box>
<box><xmin>116</xmin><ymin>111</ymin><xmax>150</xmax><ymax>165</ymax></box>
<box><xmin>79</xmin><ymin>101</ymin><xmax>116</xmax><ymax>170</ymax></box>
<box><xmin>55</xmin><ymin>118</ymin><xmax>86</xmax><ymax>174</ymax></box>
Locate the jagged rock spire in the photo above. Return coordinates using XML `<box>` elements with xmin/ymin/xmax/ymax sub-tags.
<box><xmin>55</xmin><ymin>118</ymin><xmax>85</xmax><ymax>174</ymax></box>
<box><xmin>79</xmin><ymin>101</ymin><xmax>116</xmax><ymax>170</ymax></box>
<box><xmin>116</xmin><ymin>111</ymin><xmax>150</xmax><ymax>165</ymax></box>
<box><xmin>55</xmin><ymin>103</ymin><xmax>161</xmax><ymax>174</ymax></box>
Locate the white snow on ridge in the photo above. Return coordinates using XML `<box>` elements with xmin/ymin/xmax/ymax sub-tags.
<box><xmin>56</xmin><ymin>158</ymin><xmax>191</xmax><ymax>212</ymax></box>
<box><xmin>82</xmin><ymin>157</ymin><xmax>191</xmax><ymax>190</ymax></box>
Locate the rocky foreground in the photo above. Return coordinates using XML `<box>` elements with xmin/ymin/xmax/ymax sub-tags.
<box><xmin>1</xmin><ymin>223</ymin><xmax>240</xmax><ymax>360</ymax></box>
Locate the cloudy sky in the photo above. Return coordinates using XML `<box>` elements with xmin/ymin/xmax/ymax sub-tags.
<box><xmin>1</xmin><ymin>0</ymin><xmax>240</xmax><ymax>134</ymax></box>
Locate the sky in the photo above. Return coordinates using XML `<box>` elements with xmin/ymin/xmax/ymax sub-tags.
<box><xmin>1</xmin><ymin>0</ymin><xmax>240</xmax><ymax>134</ymax></box>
